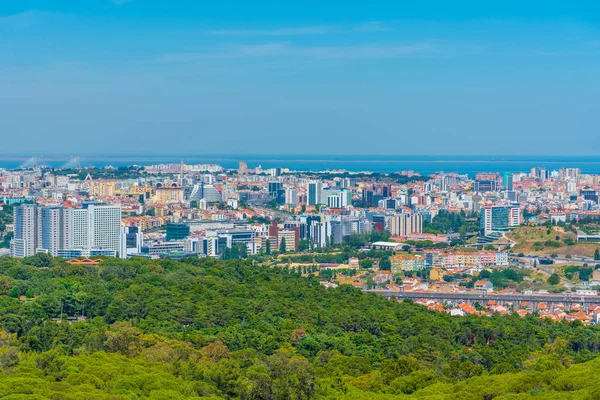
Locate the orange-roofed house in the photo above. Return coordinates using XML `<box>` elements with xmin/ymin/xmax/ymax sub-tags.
<box><xmin>67</xmin><ymin>258</ymin><xmax>101</xmax><ymax>265</ymax></box>
<box><xmin>516</xmin><ymin>309</ymin><xmax>529</xmax><ymax>317</ymax></box>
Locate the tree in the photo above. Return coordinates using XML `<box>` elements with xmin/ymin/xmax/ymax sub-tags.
<box><xmin>265</xmin><ymin>239</ymin><xmax>271</xmax><ymax>255</ymax></box>
<box><xmin>297</xmin><ymin>239</ymin><xmax>309</xmax><ymax>252</ymax></box>
<box><xmin>459</xmin><ymin>226</ymin><xmax>467</xmax><ymax>242</ymax></box>
<box><xmin>547</xmin><ymin>273</ymin><xmax>561</xmax><ymax>285</ymax></box>
<box><xmin>595</xmin><ymin>248</ymin><xmax>600</xmax><ymax>261</ymax></box>
<box><xmin>9</xmin><ymin>286</ymin><xmax>20</xmax><ymax>298</ymax></box>
<box><xmin>379</xmin><ymin>257</ymin><xmax>391</xmax><ymax>271</ymax></box>
<box><xmin>279</xmin><ymin>238</ymin><xmax>287</xmax><ymax>254</ymax></box>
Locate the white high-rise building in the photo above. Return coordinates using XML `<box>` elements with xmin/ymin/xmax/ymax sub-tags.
<box><xmin>327</xmin><ymin>194</ymin><xmax>341</xmax><ymax>209</ymax></box>
<box><xmin>480</xmin><ymin>205</ymin><xmax>520</xmax><ymax>236</ymax></box>
<box><xmin>11</xmin><ymin>203</ymin><xmax>123</xmax><ymax>258</ymax></box>
<box><xmin>38</xmin><ymin>206</ymin><xmax>63</xmax><ymax>256</ymax></box>
<box><xmin>307</xmin><ymin>181</ymin><xmax>322</xmax><ymax>206</ymax></box>
<box><xmin>340</xmin><ymin>189</ymin><xmax>351</xmax><ymax>207</ymax></box>
<box><xmin>64</xmin><ymin>208</ymin><xmax>89</xmax><ymax>250</ymax></box>
<box><xmin>87</xmin><ymin>204</ymin><xmax>122</xmax><ymax>254</ymax></box>
<box><xmin>285</xmin><ymin>187</ymin><xmax>298</xmax><ymax>205</ymax></box>
<box><xmin>120</xmin><ymin>225</ymin><xmax>143</xmax><ymax>259</ymax></box>
<box><xmin>566</xmin><ymin>180</ymin><xmax>577</xmax><ymax>194</ymax></box>
<box><xmin>11</xmin><ymin>204</ymin><xmax>38</xmax><ymax>257</ymax></box>
<box><xmin>311</xmin><ymin>221</ymin><xmax>330</xmax><ymax>247</ymax></box>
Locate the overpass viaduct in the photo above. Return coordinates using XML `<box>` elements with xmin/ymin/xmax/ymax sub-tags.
<box><xmin>364</xmin><ymin>290</ymin><xmax>600</xmax><ymax>310</ymax></box>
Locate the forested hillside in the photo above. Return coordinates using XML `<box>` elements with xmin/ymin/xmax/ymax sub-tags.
<box><xmin>1</xmin><ymin>255</ymin><xmax>600</xmax><ymax>399</ymax></box>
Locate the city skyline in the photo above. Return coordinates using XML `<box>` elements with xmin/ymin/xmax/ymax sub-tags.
<box><xmin>1</xmin><ymin>1</ymin><xmax>600</xmax><ymax>155</ymax></box>
<box><xmin>4</xmin><ymin>2</ymin><xmax>600</xmax><ymax>395</ymax></box>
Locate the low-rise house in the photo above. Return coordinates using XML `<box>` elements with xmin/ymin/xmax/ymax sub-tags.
<box><xmin>474</xmin><ymin>280</ymin><xmax>493</xmax><ymax>293</ymax></box>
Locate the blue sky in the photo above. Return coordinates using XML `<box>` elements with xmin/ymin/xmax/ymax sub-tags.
<box><xmin>1</xmin><ymin>1</ymin><xmax>599</xmax><ymax>155</ymax></box>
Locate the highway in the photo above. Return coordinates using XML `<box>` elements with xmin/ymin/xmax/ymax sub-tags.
<box><xmin>365</xmin><ymin>289</ymin><xmax>600</xmax><ymax>306</ymax></box>
<box><xmin>512</xmin><ymin>253</ymin><xmax>600</xmax><ymax>266</ymax></box>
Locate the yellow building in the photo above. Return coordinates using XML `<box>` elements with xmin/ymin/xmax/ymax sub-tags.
<box><xmin>454</xmin><ymin>251</ymin><xmax>478</xmax><ymax>267</ymax></box>
<box><xmin>127</xmin><ymin>184</ymin><xmax>153</xmax><ymax>200</ymax></box>
<box><xmin>429</xmin><ymin>268</ymin><xmax>445</xmax><ymax>281</ymax></box>
<box><xmin>89</xmin><ymin>180</ymin><xmax>116</xmax><ymax>197</ymax></box>
<box><xmin>154</xmin><ymin>184</ymin><xmax>184</xmax><ymax>203</ymax></box>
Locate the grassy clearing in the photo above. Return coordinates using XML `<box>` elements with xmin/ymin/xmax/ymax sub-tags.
<box><xmin>508</xmin><ymin>226</ymin><xmax>600</xmax><ymax>257</ymax></box>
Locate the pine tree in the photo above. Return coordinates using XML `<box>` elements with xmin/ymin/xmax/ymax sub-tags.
<box><xmin>279</xmin><ymin>238</ymin><xmax>287</xmax><ymax>254</ymax></box>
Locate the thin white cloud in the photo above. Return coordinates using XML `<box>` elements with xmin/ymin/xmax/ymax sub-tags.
<box><xmin>533</xmin><ymin>50</ymin><xmax>580</xmax><ymax>57</ymax></box>
<box><xmin>158</xmin><ymin>41</ymin><xmax>436</xmax><ymax>63</ymax></box>
<box><xmin>207</xmin><ymin>26</ymin><xmax>337</xmax><ymax>36</ymax></box>
<box><xmin>206</xmin><ymin>22</ymin><xmax>391</xmax><ymax>36</ymax></box>
<box><xmin>301</xmin><ymin>43</ymin><xmax>434</xmax><ymax>60</ymax></box>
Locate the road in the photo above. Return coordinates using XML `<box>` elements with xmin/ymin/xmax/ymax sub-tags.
<box><xmin>249</xmin><ymin>206</ymin><xmax>292</xmax><ymax>220</ymax></box>
<box><xmin>365</xmin><ymin>289</ymin><xmax>600</xmax><ymax>306</ymax></box>
<box><xmin>513</xmin><ymin>254</ymin><xmax>599</xmax><ymax>266</ymax></box>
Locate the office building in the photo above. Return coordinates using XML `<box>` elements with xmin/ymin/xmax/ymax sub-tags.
<box><xmin>327</xmin><ymin>194</ymin><xmax>341</xmax><ymax>209</ymax></box>
<box><xmin>307</xmin><ymin>181</ymin><xmax>322</xmax><ymax>206</ymax></box>
<box><xmin>581</xmin><ymin>189</ymin><xmax>599</xmax><ymax>203</ymax></box>
<box><xmin>503</xmin><ymin>172</ymin><xmax>513</xmax><ymax>191</ymax></box>
<box><xmin>268</xmin><ymin>181</ymin><xmax>283</xmax><ymax>196</ymax></box>
<box><xmin>474</xmin><ymin>180</ymin><xmax>497</xmax><ymax>193</ymax></box>
<box><xmin>120</xmin><ymin>226</ymin><xmax>144</xmax><ymax>258</ymax></box>
<box><xmin>311</xmin><ymin>221</ymin><xmax>330</xmax><ymax>247</ymax></box>
<box><xmin>166</xmin><ymin>223</ymin><xmax>191</xmax><ymax>241</ymax></box>
<box><xmin>480</xmin><ymin>205</ymin><xmax>520</xmax><ymax>235</ymax></box>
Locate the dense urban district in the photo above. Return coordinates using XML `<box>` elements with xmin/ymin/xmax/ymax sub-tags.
<box><xmin>2</xmin><ymin>161</ymin><xmax>600</xmax><ymax>398</ymax></box>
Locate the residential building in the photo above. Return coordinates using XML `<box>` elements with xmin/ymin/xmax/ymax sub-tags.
<box><xmin>11</xmin><ymin>204</ymin><xmax>38</xmax><ymax>257</ymax></box>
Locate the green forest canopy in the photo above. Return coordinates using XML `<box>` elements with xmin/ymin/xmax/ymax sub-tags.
<box><xmin>0</xmin><ymin>255</ymin><xmax>600</xmax><ymax>399</ymax></box>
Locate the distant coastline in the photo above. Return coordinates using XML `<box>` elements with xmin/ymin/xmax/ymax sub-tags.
<box><xmin>1</xmin><ymin>154</ymin><xmax>599</xmax><ymax>176</ymax></box>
